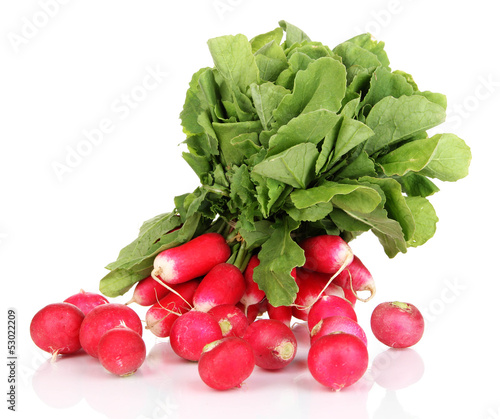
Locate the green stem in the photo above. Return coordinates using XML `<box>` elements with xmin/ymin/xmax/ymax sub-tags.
<box><xmin>226</xmin><ymin>242</ymin><xmax>240</xmax><ymax>265</ymax></box>
<box><xmin>233</xmin><ymin>240</ymin><xmax>248</xmax><ymax>271</ymax></box>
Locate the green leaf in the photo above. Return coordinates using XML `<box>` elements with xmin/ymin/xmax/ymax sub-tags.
<box><xmin>254</xmin><ymin>41</ymin><xmax>289</xmax><ymax>82</ymax></box>
<box><xmin>274</xmin><ymin>57</ymin><xmax>347</xmax><ymax>126</ymax></box>
<box><xmin>252</xmin><ymin>143</ymin><xmax>319</xmax><ymax>189</ymax></box>
<box><xmin>279</xmin><ymin>20</ymin><xmax>311</xmax><ymax>49</ymax></box>
<box><xmin>330</xmin><ymin>208</ymin><xmax>371</xmax><ymax>232</ymax></box>
<box><xmin>250</xmin><ymin>27</ymin><xmax>283</xmax><ymax>53</ymax></box>
<box><xmin>378</xmin><ymin>136</ymin><xmax>440</xmax><ymax>176</ymax></box>
<box><xmin>345</xmin><ymin>206</ymin><xmax>407</xmax><ymax>257</ymax></box>
<box><xmin>180</xmin><ymin>68</ymin><xmax>211</xmax><ymax>136</ymax></box>
<box><xmin>359</xmin><ymin>177</ymin><xmax>415</xmax><ymax>242</ymax></box>
<box><xmin>253</xmin><ymin>217</ymin><xmax>304</xmax><ymax>306</ymax></box>
<box><xmin>106</xmin><ymin>212</ymin><xmax>181</xmax><ymax>271</ymax></box>
<box><xmin>336</xmin><ymin>152</ymin><xmax>377</xmax><ymax>179</ymax></box>
<box><xmin>420</xmin><ymin>134</ymin><xmax>472</xmax><ymax>181</ymax></box>
<box><xmin>212</xmin><ymin>120</ymin><xmax>262</xmax><ymax>166</ymax></box>
<box><xmin>99</xmin><ymin>268</ymin><xmax>150</xmax><ymax>298</ymax></box>
<box><xmin>333</xmin><ymin>40</ymin><xmax>382</xmax><ymax>72</ymax></box>
<box><xmin>398</xmin><ymin>172</ymin><xmax>440</xmax><ymax>197</ymax></box>
<box><xmin>286</xmin><ymin>201</ymin><xmax>333</xmax><ymax>222</ymax></box>
<box><xmin>332</xmin><ymin>117</ymin><xmax>374</xmax><ymax>163</ymax></box>
<box><xmin>364</xmin><ymin>95</ymin><xmax>447</xmax><ymax>155</ymax></box>
<box><xmin>238</xmin><ymin>220</ymin><xmax>273</xmax><ymax>251</ymax></box>
<box><xmin>361</xmin><ymin>66</ymin><xmax>413</xmax><ymax>107</ymax></box>
<box><xmin>291</xmin><ymin>180</ymin><xmax>382</xmax><ymax>214</ymax></box>
<box><xmin>250</xmin><ymin>82</ymin><xmax>289</xmax><ymax>130</ymax></box>
<box><xmin>207</xmin><ymin>34</ymin><xmax>259</xmax><ymax>92</ymax></box>
<box><xmin>405</xmin><ymin>196</ymin><xmax>439</xmax><ymax>247</ymax></box>
<box><xmin>346</xmin><ymin>33</ymin><xmax>390</xmax><ymax>68</ymax></box>
<box><xmin>268</xmin><ymin>110</ymin><xmax>342</xmax><ymax>156</ymax></box>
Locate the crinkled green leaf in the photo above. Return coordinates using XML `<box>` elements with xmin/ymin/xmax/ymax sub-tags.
<box><xmin>405</xmin><ymin>196</ymin><xmax>438</xmax><ymax>247</ymax></box>
<box><xmin>398</xmin><ymin>172</ymin><xmax>440</xmax><ymax>197</ymax></box>
<box><xmin>250</xmin><ymin>82</ymin><xmax>289</xmax><ymax>130</ymax></box>
<box><xmin>250</xmin><ymin>27</ymin><xmax>283</xmax><ymax>53</ymax></box>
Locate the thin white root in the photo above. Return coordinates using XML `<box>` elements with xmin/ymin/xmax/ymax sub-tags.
<box><xmin>292</xmin><ymin>253</ymin><xmax>353</xmax><ymax>311</ymax></box>
<box><xmin>151</xmin><ymin>271</ymin><xmax>193</xmax><ymax>310</ymax></box>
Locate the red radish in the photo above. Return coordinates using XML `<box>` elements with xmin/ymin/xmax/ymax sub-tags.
<box><xmin>334</xmin><ymin>256</ymin><xmax>376</xmax><ymax>302</ymax></box>
<box><xmin>30</xmin><ymin>303</ymin><xmax>85</xmax><ymax>358</ymax></box>
<box><xmin>97</xmin><ymin>327</ymin><xmax>146</xmax><ymax>376</ymax></box>
<box><xmin>198</xmin><ymin>337</ymin><xmax>255</xmax><ymax>390</ymax></box>
<box><xmin>152</xmin><ymin>233</ymin><xmax>230</xmax><ymax>285</ymax></box>
<box><xmin>292</xmin><ymin>268</ymin><xmax>345</xmax><ymax>321</ymax></box>
<box><xmin>169</xmin><ymin>311</ymin><xmax>223</xmax><ymax>361</ymax></box>
<box><xmin>127</xmin><ymin>276</ymin><xmax>171</xmax><ymax>306</ymax></box>
<box><xmin>79</xmin><ymin>303</ymin><xmax>143</xmax><ymax>358</ymax></box>
<box><xmin>300</xmin><ymin>235</ymin><xmax>353</xmax><ymax>274</ymax></box>
<box><xmin>145</xmin><ymin>279</ymin><xmax>199</xmax><ymax>338</ymax></box>
<box><xmin>242</xmin><ymin>319</ymin><xmax>297</xmax><ymax>370</ymax></box>
<box><xmin>208</xmin><ymin>304</ymin><xmax>248</xmax><ymax>338</ymax></box>
<box><xmin>193</xmin><ymin>263</ymin><xmax>246</xmax><ymax>312</ymax></box>
<box><xmin>64</xmin><ymin>290</ymin><xmax>109</xmax><ymax>315</ymax></box>
<box><xmin>308</xmin><ymin>333</ymin><xmax>368</xmax><ymax>390</ymax></box>
<box><xmin>307</xmin><ymin>295</ymin><xmax>357</xmax><ymax>330</ymax></box>
<box><xmin>266</xmin><ymin>302</ymin><xmax>292</xmax><ymax>328</ymax></box>
<box><xmin>342</xmin><ymin>286</ymin><xmax>357</xmax><ymax>307</ymax></box>
<box><xmin>240</xmin><ymin>255</ymin><xmax>265</xmax><ymax>309</ymax></box>
<box><xmin>236</xmin><ymin>302</ymin><xmax>260</xmax><ymax>323</ymax></box>
<box><xmin>310</xmin><ymin>316</ymin><xmax>367</xmax><ymax>346</ymax></box>
<box><xmin>371</xmin><ymin>301</ymin><xmax>424</xmax><ymax>348</ymax></box>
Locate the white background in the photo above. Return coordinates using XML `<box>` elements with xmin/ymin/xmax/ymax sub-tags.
<box><xmin>1</xmin><ymin>1</ymin><xmax>499</xmax><ymax>418</ymax></box>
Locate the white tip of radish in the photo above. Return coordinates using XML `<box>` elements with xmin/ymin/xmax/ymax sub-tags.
<box><xmin>152</xmin><ymin>257</ymin><xmax>176</xmax><ymax>283</ymax></box>
<box><xmin>275</xmin><ymin>341</ymin><xmax>295</xmax><ymax>361</ymax></box>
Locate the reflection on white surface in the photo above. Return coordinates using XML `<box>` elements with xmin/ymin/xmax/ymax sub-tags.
<box><xmin>30</xmin><ymin>325</ymin><xmax>425</xmax><ymax>419</ymax></box>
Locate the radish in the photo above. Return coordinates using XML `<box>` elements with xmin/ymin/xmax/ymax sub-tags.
<box><xmin>307</xmin><ymin>295</ymin><xmax>357</xmax><ymax>330</ymax></box>
<box><xmin>308</xmin><ymin>333</ymin><xmax>368</xmax><ymax>390</ymax></box>
<box><xmin>292</xmin><ymin>268</ymin><xmax>345</xmax><ymax>321</ymax></box>
<box><xmin>371</xmin><ymin>301</ymin><xmax>424</xmax><ymax>348</ymax></box>
<box><xmin>30</xmin><ymin>303</ymin><xmax>85</xmax><ymax>358</ymax></box>
<box><xmin>152</xmin><ymin>233</ymin><xmax>230</xmax><ymax>285</ymax></box>
<box><xmin>198</xmin><ymin>337</ymin><xmax>255</xmax><ymax>390</ymax></box>
<box><xmin>64</xmin><ymin>290</ymin><xmax>109</xmax><ymax>315</ymax></box>
<box><xmin>127</xmin><ymin>276</ymin><xmax>171</xmax><ymax>306</ymax></box>
<box><xmin>208</xmin><ymin>304</ymin><xmax>248</xmax><ymax>338</ymax></box>
<box><xmin>169</xmin><ymin>310</ymin><xmax>223</xmax><ymax>361</ymax></box>
<box><xmin>97</xmin><ymin>327</ymin><xmax>146</xmax><ymax>376</ymax></box>
<box><xmin>334</xmin><ymin>256</ymin><xmax>376</xmax><ymax>302</ymax></box>
<box><xmin>193</xmin><ymin>263</ymin><xmax>246</xmax><ymax>312</ymax></box>
<box><xmin>342</xmin><ymin>286</ymin><xmax>357</xmax><ymax>307</ymax></box>
<box><xmin>266</xmin><ymin>302</ymin><xmax>292</xmax><ymax>328</ymax></box>
<box><xmin>145</xmin><ymin>279</ymin><xmax>199</xmax><ymax>338</ymax></box>
<box><xmin>236</xmin><ymin>302</ymin><xmax>260</xmax><ymax>323</ymax></box>
<box><xmin>242</xmin><ymin>319</ymin><xmax>297</xmax><ymax>370</ymax></box>
<box><xmin>240</xmin><ymin>255</ymin><xmax>265</xmax><ymax>310</ymax></box>
<box><xmin>79</xmin><ymin>303</ymin><xmax>143</xmax><ymax>358</ymax></box>
<box><xmin>310</xmin><ymin>316</ymin><xmax>367</xmax><ymax>346</ymax></box>
<box><xmin>300</xmin><ymin>235</ymin><xmax>354</xmax><ymax>274</ymax></box>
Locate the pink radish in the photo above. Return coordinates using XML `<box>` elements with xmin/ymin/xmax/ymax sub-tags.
<box><xmin>307</xmin><ymin>295</ymin><xmax>357</xmax><ymax>330</ymax></box>
<box><xmin>208</xmin><ymin>304</ymin><xmax>248</xmax><ymax>338</ymax></box>
<box><xmin>145</xmin><ymin>279</ymin><xmax>199</xmax><ymax>338</ymax></box>
<box><xmin>242</xmin><ymin>319</ymin><xmax>297</xmax><ymax>370</ymax></box>
<box><xmin>310</xmin><ymin>316</ymin><xmax>367</xmax><ymax>346</ymax></box>
<box><xmin>334</xmin><ymin>256</ymin><xmax>376</xmax><ymax>302</ymax></box>
<box><xmin>240</xmin><ymin>255</ymin><xmax>265</xmax><ymax>309</ymax></box>
<box><xmin>342</xmin><ymin>286</ymin><xmax>357</xmax><ymax>307</ymax></box>
<box><xmin>64</xmin><ymin>290</ymin><xmax>109</xmax><ymax>315</ymax></box>
<box><xmin>193</xmin><ymin>263</ymin><xmax>246</xmax><ymax>312</ymax></box>
<box><xmin>169</xmin><ymin>311</ymin><xmax>223</xmax><ymax>361</ymax></box>
<box><xmin>371</xmin><ymin>301</ymin><xmax>424</xmax><ymax>348</ymax></box>
<box><xmin>308</xmin><ymin>333</ymin><xmax>368</xmax><ymax>390</ymax></box>
<box><xmin>292</xmin><ymin>268</ymin><xmax>345</xmax><ymax>321</ymax></box>
<box><xmin>97</xmin><ymin>327</ymin><xmax>146</xmax><ymax>376</ymax></box>
<box><xmin>127</xmin><ymin>276</ymin><xmax>171</xmax><ymax>306</ymax></box>
<box><xmin>152</xmin><ymin>233</ymin><xmax>230</xmax><ymax>285</ymax></box>
<box><xmin>79</xmin><ymin>303</ymin><xmax>143</xmax><ymax>358</ymax></box>
<box><xmin>30</xmin><ymin>303</ymin><xmax>85</xmax><ymax>358</ymax></box>
<box><xmin>198</xmin><ymin>337</ymin><xmax>255</xmax><ymax>390</ymax></box>
<box><xmin>266</xmin><ymin>302</ymin><xmax>292</xmax><ymax>328</ymax></box>
<box><xmin>300</xmin><ymin>235</ymin><xmax>353</xmax><ymax>274</ymax></box>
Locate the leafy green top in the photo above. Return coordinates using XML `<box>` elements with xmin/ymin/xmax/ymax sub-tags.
<box><xmin>99</xmin><ymin>22</ymin><xmax>471</xmax><ymax>306</ymax></box>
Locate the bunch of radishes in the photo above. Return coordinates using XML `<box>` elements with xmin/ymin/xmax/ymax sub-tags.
<box><xmin>30</xmin><ymin>232</ymin><xmax>425</xmax><ymax>390</ymax></box>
